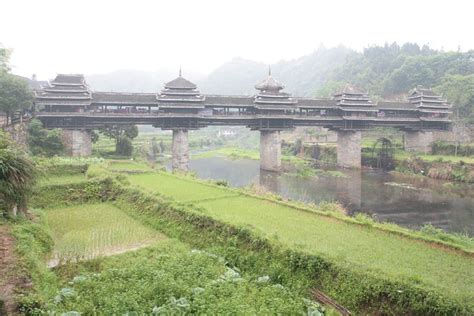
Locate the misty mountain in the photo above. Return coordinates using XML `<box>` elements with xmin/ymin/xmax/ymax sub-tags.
<box><xmin>83</xmin><ymin>45</ymin><xmax>473</xmax><ymax>119</ymax></box>
<box><xmin>85</xmin><ymin>46</ymin><xmax>354</xmax><ymax>97</ymax></box>
<box><xmin>86</xmin><ymin>69</ymin><xmax>206</xmax><ymax>93</ymax></box>
<box><xmin>198</xmin><ymin>46</ymin><xmax>354</xmax><ymax>96</ymax></box>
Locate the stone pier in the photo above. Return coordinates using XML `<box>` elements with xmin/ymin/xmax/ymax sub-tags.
<box><xmin>404</xmin><ymin>131</ymin><xmax>433</xmax><ymax>153</ymax></box>
<box><xmin>172</xmin><ymin>129</ymin><xmax>189</xmax><ymax>172</ymax></box>
<box><xmin>337</xmin><ymin>131</ymin><xmax>362</xmax><ymax>169</ymax></box>
<box><xmin>61</xmin><ymin>129</ymin><xmax>92</xmax><ymax>157</ymax></box>
<box><xmin>260</xmin><ymin>130</ymin><xmax>281</xmax><ymax>172</ymax></box>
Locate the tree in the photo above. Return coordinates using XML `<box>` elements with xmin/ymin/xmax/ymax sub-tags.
<box><xmin>27</xmin><ymin>119</ymin><xmax>64</xmax><ymax>156</ymax></box>
<box><xmin>0</xmin><ymin>44</ymin><xmax>10</xmax><ymax>73</ymax></box>
<box><xmin>99</xmin><ymin>125</ymin><xmax>138</xmax><ymax>155</ymax></box>
<box><xmin>0</xmin><ymin>130</ymin><xmax>37</xmax><ymax>217</ymax></box>
<box><xmin>435</xmin><ymin>74</ymin><xmax>474</xmax><ymax>123</ymax></box>
<box><xmin>0</xmin><ymin>72</ymin><xmax>33</xmax><ymax>124</ymax></box>
<box><xmin>116</xmin><ymin>136</ymin><xmax>133</xmax><ymax>156</ymax></box>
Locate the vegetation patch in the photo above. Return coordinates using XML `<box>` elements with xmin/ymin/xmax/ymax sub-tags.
<box><xmin>128</xmin><ymin>172</ymin><xmax>238</xmax><ymax>203</ymax></box>
<box><xmin>46</xmin><ymin>203</ymin><xmax>163</xmax><ymax>265</ymax></box>
<box><xmin>41</xmin><ymin>241</ymin><xmax>322</xmax><ymax>315</ymax></box>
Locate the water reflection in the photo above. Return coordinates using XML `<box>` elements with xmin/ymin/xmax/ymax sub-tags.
<box><xmin>169</xmin><ymin>156</ymin><xmax>474</xmax><ymax>235</ymax></box>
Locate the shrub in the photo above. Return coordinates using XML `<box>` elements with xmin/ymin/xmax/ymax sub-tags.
<box><xmin>116</xmin><ymin>137</ymin><xmax>133</xmax><ymax>156</ymax></box>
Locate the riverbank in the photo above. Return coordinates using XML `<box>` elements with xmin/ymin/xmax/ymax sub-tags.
<box><xmin>14</xmin><ymin>160</ymin><xmax>473</xmax><ymax>313</ymax></box>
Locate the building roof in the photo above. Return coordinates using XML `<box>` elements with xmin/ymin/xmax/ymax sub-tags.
<box><xmin>296</xmin><ymin>98</ymin><xmax>338</xmax><ymax>108</ymax></box>
<box><xmin>255</xmin><ymin>76</ymin><xmax>284</xmax><ymax>91</ymax></box>
<box><xmin>377</xmin><ymin>101</ymin><xmax>416</xmax><ymax>110</ymax></box>
<box><xmin>408</xmin><ymin>87</ymin><xmax>440</xmax><ymax>98</ymax></box>
<box><xmin>51</xmin><ymin>74</ymin><xmax>87</xmax><ymax>85</ymax></box>
<box><xmin>92</xmin><ymin>92</ymin><xmax>157</xmax><ymax>104</ymax></box>
<box><xmin>205</xmin><ymin>95</ymin><xmax>255</xmax><ymax>107</ymax></box>
<box><xmin>163</xmin><ymin>73</ymin><xmax>197</xmax><ymax>90</ymax></box>
<box><xmin>254</xmin><ymin>71</ymin><xmax>296</xmax><ymax>108</ymax></box>
<box><xmin>334</xmin><ymin>84</ymin><xmax>367</xmax><ymax>96</ymax></box>
<box><xmin>255</xmin><ymin>69</ymin><xmax>284</xmax><ymax>92</ymax></box>
<box><xmin>158</xmin><ymin>71</ymin><xmax>204</xmax><ymax>107</ymax></box>
<box><xmin>332</xmin><ymin>84</ymin><xmax>374</xmax><ymax>108</ymax></box>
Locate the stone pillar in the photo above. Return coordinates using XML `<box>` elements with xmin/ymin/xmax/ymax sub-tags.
<box><xmin>260</xmin><ymin>130</ymin><xmax>281</xmax><ymax>172</ymax></box>
<box><xmin>172</xmin><ymin>129</ymin><xmax>189</xmax><ymax>172</ymax></box>
<box><xmin>337</xmin><ymin>131</ymin><xmax>362</xmax><ymax>169</ymax></box>
<box><xmin>61</xmin><ymin>129</ymin><xmax>92</xmax><ymax>157</ymax></box>
<box><xmin>404</xmin><ymin>131</ymin><xmax>433</xmax><ymax>153</ymax></box>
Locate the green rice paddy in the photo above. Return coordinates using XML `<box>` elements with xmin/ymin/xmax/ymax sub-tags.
<box><xmin>127</xmin><ymin>171</ymin><xmax>474</xmax><ymax>303</ymax></box>
<box><xmin>46</xmin><ymin>203</ymin><xmax>163</xmax><ymax>263</ymax></box>
<box><xmin>129</xmin><ymin>172</ymin><xmax>238</xmax><ymax>202</ymax></box>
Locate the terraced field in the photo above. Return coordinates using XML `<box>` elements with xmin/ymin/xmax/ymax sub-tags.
<box><xmin>46</xmin><ymin>203</ymin><xmax>162</xmax><ymax>264</ymax></box>
<box><xmin>127</xmin><ymin>171</ymin><xmax>474</xmax><ymax>304</ymax></box>
<box><xmin>129</xmin><ymin>172</ymin><xmax>238</xmax><ymax>203</ymax></box>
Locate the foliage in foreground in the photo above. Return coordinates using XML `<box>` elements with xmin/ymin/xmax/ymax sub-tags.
<box><xmin>0</xmin><ymin>131</ymin><xmax>38</xmax><ymax>217</ymax></box>
<box><xmin>39</xmin><ymin>243</ymin><xmax>321</xmax><ymax>315</ymax></box>
<box><xmin>28</xmin><ymin>175</ymin><xmax>474</xmax><ymax>315</ymax></box>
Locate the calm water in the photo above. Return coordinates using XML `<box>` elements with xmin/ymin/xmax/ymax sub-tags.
<box><xmin>169</xmin><ymin>156</ymin><xmax>474</xmax><ymax>235</ymax></box>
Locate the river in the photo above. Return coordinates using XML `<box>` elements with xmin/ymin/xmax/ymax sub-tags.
<box><xmin>166</xmin><ymin>156</ymin><xmax>474</xmax><ymax>236</ymax></box>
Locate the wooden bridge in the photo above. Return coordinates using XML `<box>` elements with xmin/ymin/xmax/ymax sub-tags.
<box><xmin>33</xmin><ymin>73</ymin><xmax>452</xmax><ymax>171</ymax></box>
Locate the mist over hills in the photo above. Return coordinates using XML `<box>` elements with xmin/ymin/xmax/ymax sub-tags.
<box><xmin>86</xmin><ymin>46</ymin><xmax>354</xmax><ymax>96</ymax></box>
<box><xmin>85</xmin><ymin>44</ymin><xmax>473</xmax><ymax>122</ymax></box>
<box><xmin>86</xmin><ymin>69</ymin><xmax>206</xmax><ymax>93</ymax></box>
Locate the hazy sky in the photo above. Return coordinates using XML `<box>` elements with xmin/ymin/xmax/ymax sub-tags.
<box><xmin>1</xmin><ymin>0</ymin><xmax>473</xmax><ymax>80</ymax></box>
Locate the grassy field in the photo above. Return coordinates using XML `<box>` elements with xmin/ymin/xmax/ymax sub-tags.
<box><xmin>129</xmin><ymin>172</ymin><xmax>239</xmax><ymax>203</ymax></box>
<box><xmin>108</xmin><ymin>160</ymin><xmax>154</xmax><ymax>171</ymax></box>
<box><xmin>126</xmin><ymin>171</ymin><xmax>474</xmax><ymax>304</ymax></box>
<box><xmin>394</xmin><ymin>150</ymin><xmax>474</xmax><ymax>164</ymax></box>
<box><xmin>46</xmin><ymin>203</ymin><xmax>162</xmax><ymax>264</ymax></box>
<box><xmin>38</xmin><ymin>174</ymin><xmax>86</xmax><ymax>186</ymax></box>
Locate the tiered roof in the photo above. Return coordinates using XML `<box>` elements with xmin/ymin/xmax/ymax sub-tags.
<box><xmin>35</xmin><ymin>74</ymin><xmax>92</xmax><ymax>108</ymax></box>
<box><xmin>333</xmin><ymin>84</ymin><xmax>376</xmax><ymax>113</ymax></box>
<box><xmin>408</xmin><ymin>87</ymin><xmax>451</xmax><ymax>109</ymax></box>
<box><xmin>157</xmin><ymin>69</ymin><xmax>205</xmax><ymax>109</ymax></box>
<box><xmin>254</xmin><ymin>69</ymin><xmax>297</xmax><ymax>110</ymax></box>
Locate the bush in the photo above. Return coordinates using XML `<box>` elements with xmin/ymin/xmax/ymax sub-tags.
<box><xmin>116</xmin><ymin>137</ymin><xmax>133</xmax><ymax>156</ymax></box>
<box><xmin>28</xmin><ymin>119</ymin><xmax>64</xmax><ymax>157</ymax></box>
<box><xmin>431</xmin><ymin>141</ymin><xmax>474</xmax><ymax>157</ymax></box>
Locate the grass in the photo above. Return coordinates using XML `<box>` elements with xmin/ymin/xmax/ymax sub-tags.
<box><xmin>193</xmin><ymin>147</ymin><xmax>260</xmax><ymax>160</ymax></box>
<box><xmin>108</xmin><ymin>160</ymin><xmax>154</xmax><ymax>171</ymax></box>
<box><xmin>46</xmin><ymin>203</ymin><xmax>163</xmax><ymax>264</ymax></box>
<box><xmin>394</xmin><ymin>150</ymin><xmax>474</xmax><ymax>164</ymax></box>
<box><xmin>126</xmin><ymin>171</ymin><xmax>474</xmax><ymax>304</ymax></box>
<box><xmin>129</xmin><ymin>172</ymin><xmax>238</xmax><ymax>203</ymax></box>
<box><xmin>38</xmin><ymin>174</ymin><xmax>86</xmax><ymax>186</ymax></box>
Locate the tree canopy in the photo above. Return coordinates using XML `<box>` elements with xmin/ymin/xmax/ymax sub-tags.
<box><xmin>27</xmin><ymin>119</ymin><xmax>64</xmax><ymax>156</ymax></box>
<box><xmin>99</xmin><ymin>125</ymin><xmax>138</xmax><ymax>156</ymax></box>
<box><xmin>0</xmin><ymin>44</ymin><xmax>33</xmax><ymax>123</ymax></box>
<box><xmin>0</xmin><ymin>44</ymin><xmax>10</xmax><ymax>73</ymax></box>
<box><xmin>0</xmin><ymin>73</ymin><xmax>34</xmax><ymax>117</ymax></box>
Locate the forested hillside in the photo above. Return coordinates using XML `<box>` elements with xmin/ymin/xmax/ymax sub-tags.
<box><xmin>85</xmin><ymin>43</ymin><xmax>474</xmax><ymax>123</ymax></box>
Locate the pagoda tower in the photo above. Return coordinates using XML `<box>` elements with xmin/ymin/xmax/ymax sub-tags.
<box><xmin>35</xmin><ymin>74</ymin><xmax>92</xmax><ymax>112</ymax></box>
<box><xmin>158</xmin><ymin>70</ymin><xmax>205</xmax><ymax>172</ymax></box>
<box><xmin>253</xmin><ymin>70</ymin><xmax>296</xmax><ymax>172</ymax></box>
<box><xmin>254</xmin><ymin>69</ymin><xmax>296</xmax><ymax>114</ymax></box>
<box><xmin>157</xmin><ymin>69</ymin><xmax>205</xmax><ymax>114</ymax></box>
<box><xmin>405</xmin><ymin>87</ymin><xmax>452</xmax><ymax>153</ymax></box>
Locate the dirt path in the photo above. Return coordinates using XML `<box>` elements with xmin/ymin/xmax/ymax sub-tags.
<box><xmin>0</xmin><ymin>225</ymin><xmax>20</xmax><ymax>315</ymax></box>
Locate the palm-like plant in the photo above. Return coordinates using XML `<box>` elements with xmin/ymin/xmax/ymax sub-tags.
<box><xmin>0</xmin><ymin>131</ymin><xmax>37</xmax><ymax>217</ymax></box>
